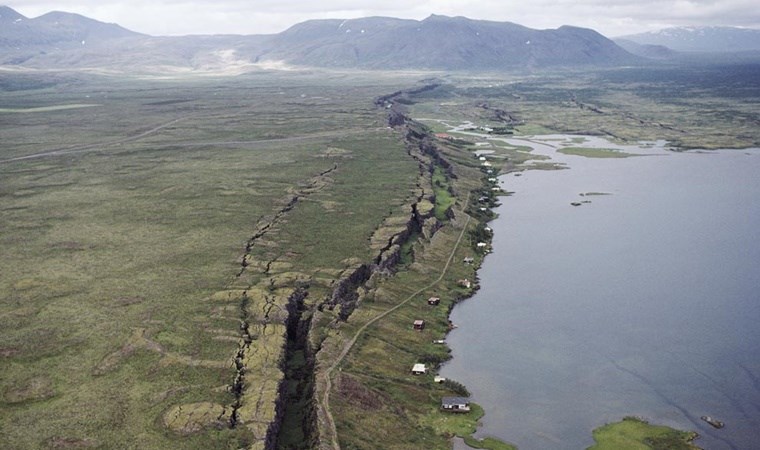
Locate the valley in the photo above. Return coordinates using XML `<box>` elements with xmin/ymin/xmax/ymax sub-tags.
<box><xmin>1</xmin><ymin>10</ymin><xmax>759</xmax><ymax>447</ymax></box>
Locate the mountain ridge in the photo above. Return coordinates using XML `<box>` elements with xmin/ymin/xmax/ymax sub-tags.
<box><xmin>1</xmin><ymin>6</ymin><xmax>640</xmax><ymax>71</ymax></box>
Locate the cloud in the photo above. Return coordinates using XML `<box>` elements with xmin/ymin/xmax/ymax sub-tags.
<box><xmin>5</xmin><ymin>0</ymin><xmax>760</xmax><ymax>37</ymax></box>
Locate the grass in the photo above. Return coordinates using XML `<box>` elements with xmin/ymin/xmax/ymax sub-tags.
<box><xmin>0</xmin><ymin>71</ymin><xmax>420</xmax><ymax>449</ymax></box>
<box><xmin>432</xmin><ymin>166</ymin><xmax>456</xmax><ymax>221</ymax></box>
<box><xmin>409</xmin><ymin>66</ymin><xmax>760</xmax><ymax>150</ymax></box>
<box><xmin>588</xmin><ymin>417</ymin><xmax>701</xmax><ymax>450</ymax></box>
<box><xmin>557</xmin><ymin>147</ymin><xmax>639</xmax><ymax>158</ymax></box>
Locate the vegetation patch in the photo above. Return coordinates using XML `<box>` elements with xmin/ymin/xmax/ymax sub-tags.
<box><xmin>589</xmin><ymin>416</ymin><xmax>701</xmax><ymax>450</ymax></box>
<box><xmin>557</xmin><ymin>147</ymin><xmax>638</xmax><ymax>158</ymax></box>
<box><xmin>432</xmin><ymin>166</ymin><xmax>456</xmax><ymax>221</ymax></box>
<box><xmin>163</xmin><ymin>402</ymin><xmax>230</xmax><ymax>435</ymax></box>
<box><xmin>462</xmin><ymin>436</ymin><xmax>518</xmax><ymax>450</ymax></box>
<box><xmin>3</xmin><ymin>376</ymin><xmax>56</xmax><ymax>404</ymax></box>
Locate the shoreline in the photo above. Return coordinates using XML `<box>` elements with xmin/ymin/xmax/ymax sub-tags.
<box><xmin>431</xmin><ymin>116</ymin><xmax>713</xmax><ymax>450</ymax></box>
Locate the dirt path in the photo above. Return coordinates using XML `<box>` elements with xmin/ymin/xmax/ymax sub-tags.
<box><xmin>319</xmin><ymin>195</ymin><xmax>472</xmax><ymax>450</ymax></box>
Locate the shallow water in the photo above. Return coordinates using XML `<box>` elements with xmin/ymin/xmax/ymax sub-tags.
<box><xmin>441</xmin><ymin>136</ymin><xmax>760</xmax><ymax>450</ymax></box>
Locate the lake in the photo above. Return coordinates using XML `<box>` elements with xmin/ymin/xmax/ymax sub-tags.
<box><xmin>441</xmin><ymin>135</ymin><xmax>760</xmax><ymax>450</ymax></box>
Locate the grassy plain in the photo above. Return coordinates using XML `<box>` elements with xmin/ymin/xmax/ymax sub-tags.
<box><xmin>0</xmin><ymin>70</ymin><xmax>422</xmax><ymax>449</ymax></box>
<box><xmin>409</xmin><ymin>65</ymin><xmax>760</xmax><ymax>150</ymax></box>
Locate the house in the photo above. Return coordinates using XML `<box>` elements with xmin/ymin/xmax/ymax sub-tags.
<box><xmin>478</xmin><ymin>156</ymin><xmax>487</xmax><ymax>161</ymax></box>
<box><xmin>434</xmin><ymin>375</ymin><xmax>446</xmax><ymax>383</ymax></box>
<box><xmin>413</xmin><ymin>319</ymin><xmax>425</xmax><ymax>331</ymax></box>
<box><xmin>432</xmin><ymin>339</ymin><xmax>445</xmax><ymax>344</ymax></box>
<box><xmin>411</xmin><ymin>363</ymin><xmax>427</xmax><ymax>375</ymax></box>
<box><xmin>427</xmin><ymin>296</ymin><xmax>441</xmax><ymax>305</ymax></box>
<box><xmin>441</xmin><ymin>397</ymin><xmax>471</xmax><ymax>412</ymax></box>
<box><xmin>457</xmin><ymin>279</ymin><xmax>472</xmax><ymax>289</ymax></box>
<box><xmin>477</xmin><ymin>242</ymin><xmax>488</xmax><ymax>248</ymax></box>
<box><xmin>463</xmin><ymin>257</ymin><xmax>474</xmax><ymax>264</ymax></box>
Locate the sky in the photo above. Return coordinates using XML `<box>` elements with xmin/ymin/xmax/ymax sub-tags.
<box><xmin>5</xmin><ymin>0</ymin><xmax>760</xmax><ymax>37</ymax></box>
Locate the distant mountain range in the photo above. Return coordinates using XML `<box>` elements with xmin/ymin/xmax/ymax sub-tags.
<box><xmin>618</xmin><ymin>26</ymin><xmax>760</xmax><ymax>53</ymax></box>
<box><xmin>1</xmin><ymin>6</ymin><xmax>758</xmax><ymax>73</ymax></box>
<box><xmin>0</xmin><ymin>6</ymin><xmax>643</xmax><ymax>71</ymax></box>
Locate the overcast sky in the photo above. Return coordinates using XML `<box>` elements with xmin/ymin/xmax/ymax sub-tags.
<box><xmin>5</xmin><ymin>0</ymin><xmax>760</xmax><ymax>37</ymax></box>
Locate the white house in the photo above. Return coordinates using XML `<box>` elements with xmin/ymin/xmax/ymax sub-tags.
<box><xmin>411</xmin><ymin>363</ymin><xmax>427</xmax><ymax>375</ymax></box>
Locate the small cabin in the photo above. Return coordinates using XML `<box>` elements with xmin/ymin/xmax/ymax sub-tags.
<box><xmin>411</xmin><ymin>363</ymin><xmax>427</xmax><ymax>375</ymax></box>
<box><xmin>463</xmin><ymin>257</ymin><xmax>474</xmax><ymax>265</ymax></box>
<box><xmin>413</xmin><ymin>319</ymin><xmax>425</xmax><ymax>331</ymax></box>
<box><xmin>427</xmin><ymin>296</ymin><xmax>441</xmax><ymax>306</ymax></box>
<box><xmin>477</xmin><ymin>242</ymin><xmax>488</xmax><ymax>248</ymax></box>
<box><xmin>457</xmin><ymin>279</ymin><xmax>472</xmax><ymax>289</ymax></box>
<box><xmin>434</xmin><ymin>375</ymin><xmax>446</xmax><ymax>383</ymax></box>
<box><xmin>441</xmin><ymin>397</ymin><xmax>471</xmax><ymax>413</ymax></box>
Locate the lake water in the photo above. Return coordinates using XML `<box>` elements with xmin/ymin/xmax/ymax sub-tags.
<box><xmin>440</xmin><ymin>135</ymin><xmax>760</xmax><ymax>450</ymax></box>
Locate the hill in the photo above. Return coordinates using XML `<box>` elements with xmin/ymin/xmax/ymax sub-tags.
<box><xmin>0</xmin><ymin>6</ymin><xmax>140</xmax><ymax>48</ymax></box>
<box><xmin>618</xmin><ymin>26</ymin><xmax>760</xmax><ymax>53</ymax></box>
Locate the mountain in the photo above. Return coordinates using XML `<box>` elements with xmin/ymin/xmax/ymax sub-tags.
<box><xmin>618</xmin><ymin>26</ymin><xmax>760</xmax><ymax>53</ymax></box>
<box><xmin>614</xmin><ymin>39</ymin><xmax>678</xmax><ymax>59</ymax></box>
<box><xmin>258</xmin><ymin>15</ymin><xmax>639</xmax><ymax>69</ymax></box>
<box><xmin>0</xmin><ymin>7</ymin><xmax>640</xmax><ymax>72</ymax></box>
<box><xmin>0</xmin><ymin>6</ymin><xmax>141</xmax><ymax>49</ymax></box>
